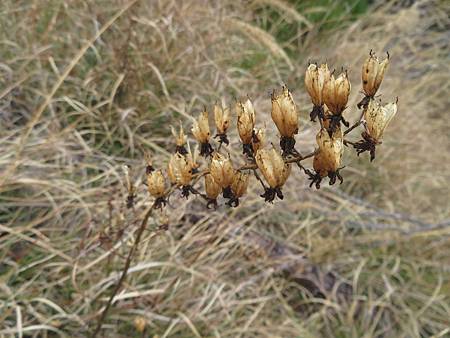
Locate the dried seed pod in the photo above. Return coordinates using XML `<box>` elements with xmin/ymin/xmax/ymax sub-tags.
<box><xmin>171</xmin><ymin>122</ymin><xmax>187</xmax><ymax>154</ymax></box>
<box><xmin>255</xmin><ymin>147</ymin><xmax>291</xmax><ymax>202</ymax></box>
<box><xmin>204</xmin><ymin>173</ymin><xmax>221</xmax><ymax>208</ymax></box>
<box><xmin>205</xmin><ymin>174</ymin><xmax>221</xmax><ymax>200</ymax></box>
<box><xmin>364</xmin><ymin>99</ymin><xmax>398</xmax><ymax>143</ymax></box>
<box><xmin>305</xmin><ymin>63</ymin><xmax>331</xmax><ymax>122</ymax></box>
<box><xmin>123</xmin><ymin>164</ymin><xmax>136</xmax><ymax>209</ymax></box>
<box><xmin>251</xmin><ymin>127</ymin><xmax>265</xmax><ymax>154</ymax></box>
<box><xmin>271</xmin><ymin>86</ymin><xmax>299</xmax><ymax>155</ymax></box>
<box><xmin>192</xmin><ymin>109</ymin><xmax>213</xmax><ymax>156</ymax></box>
<box><xmin>323</xmin><ymin>70</ymin><xmax>351</xmax><ymax>115</ymax></box>
<box><xmin>147</xmin><ymin>170</ymin><xmax>166</xmax><ymax>198</ymax></box>
<box><xmin>231</xmin><ymin>171</ymin><xmax>250</xmax><ymax>198</ymax></box>
<box><xmin>362</xmin><ymin>51</ymin><xmax>389</xmax><ymax>98</ymax></box>
<box><xmin>167</xmin><ymin>153</ymin><xmax>192</xmax><ymax>187</ymax></box>
<box><xmin>308</xmin><ymin>128</ymin><xmax>344</xmax><ymax>188</ymax></box>
<box><xmin>236</xmin><ymin>98</ymin><xmax>256</xmax><ymax>156</ymax></box>
<box><xmin>305</xmin><ymin>63</ymin><xmax>330</xmax><ymax>106</ymax></box>
<box><xmin>209</xmin><ymin>152</ymin><xmax>234</xmax><ymax>189</ymax></box>
<box><xmin>271</xmin><ymin>86</ymin><xmax>299</xmax><ymax>138</ymax></box>
<box><xmin>214</xmin><ymin>104</ymin><xmax>231</xmax><ymax>145</ymax></box>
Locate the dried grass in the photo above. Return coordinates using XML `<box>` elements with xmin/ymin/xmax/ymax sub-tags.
<box><xmin>1</xmin><ymin>0</ymin><xmax>449</xmax><ymax>337</ymax></box>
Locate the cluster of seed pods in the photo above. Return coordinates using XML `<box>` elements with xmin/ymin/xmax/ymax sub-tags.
<box><xmin>137</xmin><ymin>50</ymin><xmax>398</xmax><ymax>209</ymax></box>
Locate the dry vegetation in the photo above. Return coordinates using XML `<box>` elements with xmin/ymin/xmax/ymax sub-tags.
<box><xmin>1</xmin><ymin>0</ymin><xmax>449</xmax><ymax>337</ymax></box>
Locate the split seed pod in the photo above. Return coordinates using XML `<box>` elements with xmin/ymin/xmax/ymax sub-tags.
<box><xmin>231</xmin><ymin>171</ymin><xmax>250</xmax><ymax>198</ymax></box>
<box><xmin>167</xmin><ymin>153</ymin><xmax>192</xmax><ymax>186</ymax></box>
<box><xmin>305</xmin><ymin>63</ymin><xmax>330</xmax><ymax>106</ymax></box>
<box><xmin>204</xmin><ymin>173</ymin><xmax>221</xmax><ymax>200</ymax></box>
<box><xmin>315</xmin><ymin>127</ymin><xmax>344</xmax><ymax>173</ymax></box>
<box><xmin>171</xmin><ymin>122</ymin><xmax>187</xmax><ymax>154</ymax></box>
<box><xmin>192</xmin><ymin>109</ymin><xmax>211</xmax><ymax>143</ymax></box>
<box><xmin>209</xmin><ymin>152</ymin><xmax>234</xmax><ymax>189</ymax></box>
<box><xmin>271</xmin><ymin>86</ymin><xmax>299</xmax><ymax>138</ymax></box>
<box><xmin>362</xmin><ymin>51</ymin><xmax>389</xmax><ymax>97</ymax></box>
<box><xmin>364</xmin><ymin>99</ymin><xmax>398</xmax><ymax>143</ymax></box>
<box><xmin>147</xmin><ymin>169</ymin><xmax>166</xmax><ymax>198</ymax></box>
<box><xmin>255</xmin><ymin>148</ymin><xmax>291</xmax><ymax>189</ymax></box>
<box><xmin>186</xmin><ymin>144</ymin><xmax>200</xmax><ymax>172</ymax></box>
<box><xmin>214</xmin><ymin>104</ymin><xmax>231</xmax><ymax>135</ymax></box>
<box><xmin>236</xmin><ymin>98</ymin><xmax>256</xmax><ymax>145</ymax></box>
<box><xmin>323</xmin><ymin>70</ymin><xmax>351</xmax><ymax>115</ymax></box>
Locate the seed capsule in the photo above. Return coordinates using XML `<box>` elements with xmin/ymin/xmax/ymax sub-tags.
<box><xmin>362</xmin><ymin>51</ymin><xmax>389</xmax><ymax>97</ymax></box>
<box><xmin>251</xmin><ymin>127</ymin><xmax>265</xmax><ymax>154</ymax></box>
<box><xmin>204</xmin><ymin>173</ymin><xmax>221</xmax><ymax>200</ymax></box>
<box><xmin>171</xmin><ymin>122</ymin><xmax>187</xmax><ymax>147</ymax></box>
<box><xmin>364</xmin><ymin>98</ymin><xmax>398</xmax><ymax>142</ymax></box>
<box><xmin>315</xmin><ymin>127</ymin><xmax>344</xmax><ymax>173</ymax></box>
<box><xmin>134</xmin><ymin>316</ymin><xmax>146</xmax><ymax>333</ymax></box>
<box><xmin>236</xmin><ymin>98</ymin><xmax>256</xmax><ymax>145</ymax></box>
<box><xmin>231</xmin><ymin>171</ymin><xmax>250</xmax><ymax>198</ymax></box>
<box><xmin>305</xmin><ymin>63</ymin><xmax>330</xmax><ymax>107</ymax></box>
<box><xmin>167</xmin><ymin>153</ymin><xmax>192</xmax><ymax>187</ymax></box>
<box><xmin>214</xmin><ymin>104</ymin><xmax>231</xmax><ymax>135</ymax></box>
<box><xmin>186</xmin><ymin>144</ymin><xmax>200</xmax><ymax>172</ymax></box>
<box><xmin>255</xmin><ymin>148</ymin><xmax>291</xmax><ymax>189</ymax></box>
<box><xmin>147</xmin><ymin>170</ymin><xmax>166</xmax><ymax>198</ymax></box>
<box><xmin>271</xmin><ymin>86</ymin><xmax>299</xmax><ymax>138</ymax></box>
<box><xmin>209</xmin><ymin>152</ymin><xmax>234</xmax><ymax>189</ymax></box>
<box><xmin>323</xmin><ymin>70</ymin><xmax>351</xmax><ymax>115</ymax></box>
<box><xmin>192</xmin><ymin>109</ymin><xmax>211</xmax><ymax>143</ymax></box>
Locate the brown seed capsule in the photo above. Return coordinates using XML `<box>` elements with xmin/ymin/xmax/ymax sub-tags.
<box><xmin>171</xmin><ymin>122</ymin><xmax>187</xmax><ymax>147</ymax></box>
<box><xmin>255</xmin><ymin>148</ymin><xmax>291</xmax><ymax>189</ymax></box>
<box><xmin>323</xmin><ymin>70</ymin><xmax>351</xmax><ymax>115</ymax></box>
<box><xmin>362</xmin><ymin>51</ymin><xmax>389</xmax><ymax>97</ymax></box>
<box><xmin>167</xmin><ymin>153</ymin><xmax>192</xmax><ymax>186</ymax></box>
<box><xmin>236</xmin><ymin>98</ymin><xmax>256</xmax><ymax>145</ymax></box>
<box><xmin>147</xmin><ymin>169</ymin><xmax>166</xmax><ymax>198</ymax></box>
<box><xmin>204</xmin><ymin>173</ymin><xmax>221</xmax><ymax>200</ymax></box>
<box><xmin>214</xmin><ymin>104</ymin><xmax>231</xmax><ymax>135</ymax></box>
<box><xmin>209</xmin><ymin>152</ymin><xmax>234</xmax><ymax>189</ymax></box>
<box><xmin>271</xmin><ymin>86</ymin><xmax>299</xmax><ymax>138</ymax></box>
<box><xmin>191</xmin><ymin>109</ymin><xmax>211</xmax><ymax>143</ymax></box>
<box><xmin>315</xmin><ymin>127</ymin><xmax>344</xmax><ymax>173</ymax></box>
<box><xmin>364</xmin><ymin>99</ymin><xmax>398</xmax><ymax>142</ymax></box>
<box><xmin>231</xmin><ymin>171</ymin><xmax>250</xmax><ymax>198</ymax></box>
<box><xmin>305</xmin><ymin>63</ymin><xmax>331</xmax><ymax>106</ymax></box>
<box><xmin>251</xmin><ymin>127</ymin><xmax>265</xmax><ymax>154</ymax></box>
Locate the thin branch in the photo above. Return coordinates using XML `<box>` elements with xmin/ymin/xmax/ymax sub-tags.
<box><xmin>91</xmin><ymin>203</ymin><xmax>157</xmax><ymax>338</ymax></box>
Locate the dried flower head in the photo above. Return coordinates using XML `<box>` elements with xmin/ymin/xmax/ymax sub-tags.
<box><xmin>147</xmin><ymin>169</ymin><xmax>167</xmax><ymax>208</ymax></box>
<box><xmin>171</xmin><ymin>122</ymin><xmax>187</xmax><ymax>154</ymax></box>
<box><xmin>271</xmin><ymin>86</ymin><xmax>299</xmax><ymax>155</ymax></box>
<box><xmin>231</xmin><ymin>171</ymin><xmax>250</xmax><ymax>198</ymax></box>
<box><xmin>323</xmin><ymin>70</ymin><xmax>350</xmax><ymax>112</ymax></box>
<box><xmin>192</xmin><ymin>109</ymin><xmax>213</xmax><ymax>157</ymax></box>
<box><xmin>209</xmin><ymin>152</ymin><xmax>234</xmax><ymax>189</ymax></box>
<box><xmin>214</xmin><ymin>104</ymin><xmax>231</xmax><ymax>145</ymax></box>
<box><xmin>167</xmin><ymin>153</ymin><xmax>192</xmax><ymax>187</ymax></box>
<box><xmin>305</xmin><ymin>63</ymin><xmax>331</xmax><ymax>121</ymax></box>
<box><xmin>362</xmin><ymin>51</ymin><xmax>389</xmax><ymax>98</ymax></box>
<box><xmin>353</xmin><ymin>98</ymin><xmax>398</xmax><ymax>161</ymax></box>
<box><xmin>204</xmin><ymin>173</ymin><xmax>221</xmax><ymax>208</ymax></box>
<box><xmin>255</xmin><ymin>147</ymin><xmax>291</xmax><ymax>202</ymax></box>
<box><xmin>308</xmin><ymin>128</ymin><xmax>344</xmax><ymax>188</ymax></box>
<box><xmin>236</xmin><ymin>98</ymin><xmax>256</xmax><ymax>156</ymax></box>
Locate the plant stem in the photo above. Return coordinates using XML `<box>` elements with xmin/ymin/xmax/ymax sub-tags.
<box><xmin>91</xmin><ymin>203</ymin><xmax>156</xmax><ymax>338</ymax></box>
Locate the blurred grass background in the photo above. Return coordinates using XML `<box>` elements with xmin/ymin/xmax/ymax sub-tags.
<box><xmin>1</xmin><ymin>0</ymin><xmax>449</xmax><ymax>337</ymax></box>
